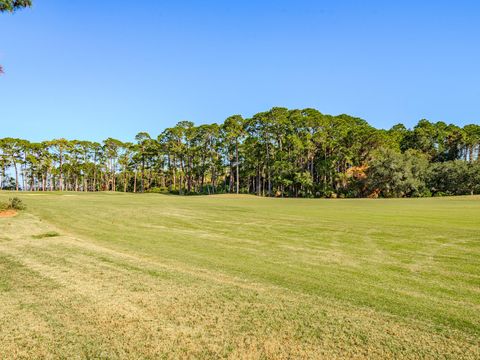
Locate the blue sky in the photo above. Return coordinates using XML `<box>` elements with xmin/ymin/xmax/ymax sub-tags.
<box><xmin>1</xmin><ymin>0</ymin><xmax>479</xmax><ymax>142</ymax></box>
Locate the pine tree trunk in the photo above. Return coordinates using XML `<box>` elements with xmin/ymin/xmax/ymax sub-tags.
<box><xmin>59</xmin><ymin>149</ymin><xmax>63</xmax><ymax>191</ymax></box>
<box><xmin>14</xmin><ymin>161</ymin><xmax>19</xmax><ymax>191</ymax></box>
<box><xmin>236</xmin><ymin>141</ymin><xmax>239</xmax><ymax>194</ymax></box>
<box><xmin>133</xmin><ymin>170</ymin><xmax>137</xmax><ymax>193</ymax></box>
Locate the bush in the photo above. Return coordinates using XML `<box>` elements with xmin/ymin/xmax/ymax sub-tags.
<box><xmin>145</xmin><ymin>186</ymin><xmax>169</xmax><ymax>194</ymax></box>
<box><xmin>433</xmin><ymin>191</ymin><xmax>450</xmax><ymax>197</ymax></box>
<box><xmin>0</xmin><ymin>197</ymin><xmax>26</xmax><ymax>211</ymax></box>
<box><xmin>412</xmin><ymin>189</ymin><xmax>432</xmax><ymax>198</ymax></box>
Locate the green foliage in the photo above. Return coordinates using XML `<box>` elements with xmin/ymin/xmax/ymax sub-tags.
<box><xmin>0</xmin><ymin>0</ymin><xmax>31</xmax><ymax>12</ymax></box>
<box><xmin>427</xmin><ymin>161</ymin><xmax>480</xmax><ymax>196</ymax></box>
<box><xmin>1</xmin><ymin>107</ymin><xmax>480</xmax><ymax>197</ymax></box>
<box><xmin>294</xmin><ymin>171</ymin><xmax>313</xmax><ymax>197</ymax></box>
<box><xmin>0</xmin><ymin>197</ymin><xmax>26</xmax><ymax>211</ymax></box>
<box><xmin>145</xmin><ymin>186</ymin><xmax>170</xmax><ymax>194</ymax></box>
<box><xmin>366</xmin><ymin>148</ymin><xmax>429</xmax><ymax>198</ymax></box>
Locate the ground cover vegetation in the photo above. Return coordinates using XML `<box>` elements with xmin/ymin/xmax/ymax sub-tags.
<box><xmin>1</xmin><ymin>110</ymin><xmax>480</xmax><ymax>197</ymax></box>
<box><xmin>0</xmin><ymin>197</ymin><xmax>25</xmax><ymax>211</ymax></box>
<box><xmin>0</xmin><ymin>192</ymin><xmax>479</xmax><ymax>358</ymax></box>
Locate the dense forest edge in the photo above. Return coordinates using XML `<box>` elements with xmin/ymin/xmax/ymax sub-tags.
<box><xmin>1</xmin><ymin>107</ymin><xmax>480</xmax><ymax>198</ymax></box>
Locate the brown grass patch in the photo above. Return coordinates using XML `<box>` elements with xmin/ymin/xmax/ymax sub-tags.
<box><xmin>0</xmin><ymin>210</ymin><xmax>17</xmax><ymax>218</ymax></box>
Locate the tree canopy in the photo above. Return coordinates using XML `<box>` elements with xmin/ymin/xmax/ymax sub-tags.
<box><xmin>1</xmin><ymin>107</ymin><xmax>479</xmax><ymax>197</ymax></box>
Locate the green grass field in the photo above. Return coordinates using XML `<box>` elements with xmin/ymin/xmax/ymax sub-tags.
<box><xmin>0</xmin><ymin>193</ymin><xmax>479</xmax><ymax>359</ymax></box>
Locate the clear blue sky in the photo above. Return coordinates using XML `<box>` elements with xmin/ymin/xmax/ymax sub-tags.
<box><xmin>1</xmin><ymin>0</ymin><xmax>479</xmax><ymax>142</ymax></box>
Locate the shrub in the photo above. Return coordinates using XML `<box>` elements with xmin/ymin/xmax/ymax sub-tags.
<box><xmin>145</xmin><ymin>186</ymin><xmax>169</xmax><ymax>194</ymax></box>
<box><xmin>433</xmin><ymin>191</ymin><xmax>450</xmax><ymax>197</ymax></box>
<box><xmin>0</xmin><ymin>197</ymin><xmax>26</xmax><ymax>211</ymax></box>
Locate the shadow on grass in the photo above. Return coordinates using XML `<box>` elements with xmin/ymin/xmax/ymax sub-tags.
<box><xmin>32</xmin><ymin>231</ymin><xmax>60</xmax><ymax>239</ymax></box>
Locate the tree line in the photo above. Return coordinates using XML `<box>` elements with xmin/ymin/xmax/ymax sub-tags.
<box><xmin>1</xmin><ymin>107</ymin><xmax>480</xmax><ymax>197</ymax></box>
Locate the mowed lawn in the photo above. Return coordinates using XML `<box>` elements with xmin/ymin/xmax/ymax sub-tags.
<box><xmin>0</xmin><ymin>193</ymin><xmax>479</xmax><ymax>359</ymax></box>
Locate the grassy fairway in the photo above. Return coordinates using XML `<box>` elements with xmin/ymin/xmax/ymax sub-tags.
<box><xmin>0</xmin><ymin>193</ymin><xmax>479</xmax><ymax>358</ymax></box>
